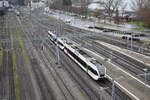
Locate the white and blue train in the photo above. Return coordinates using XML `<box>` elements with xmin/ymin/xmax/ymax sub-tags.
<box><xmin>48</xmin><ymin>31</ymin><xmax>106</xmax><ymax>80</ymax></box>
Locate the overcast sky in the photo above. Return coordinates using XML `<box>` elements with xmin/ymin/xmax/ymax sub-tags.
<box><xmin>125</xmin><ymin>0</ymin><xmax>132</xmax><ymax>11</ymax></box>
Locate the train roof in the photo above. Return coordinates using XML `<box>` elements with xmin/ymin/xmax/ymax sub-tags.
<box><xmin>64</xmin><ymin>39</ymin><xmax>103</xmax><ymax>65</ymax></box>
<box><xmin>78</xmin><ymin>48</ymin><xmax>104</xmax><ymax>69</ymax></box>
<box><xmin>59</xmin><ymin>37</ymin><xmax>105</xmax><ymax>70</ymax></box>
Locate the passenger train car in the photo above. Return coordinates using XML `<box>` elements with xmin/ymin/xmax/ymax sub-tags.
<box><xmin>48</xmin><ymin>31</ymin><xmax>106</xmax><ymax>80</ymax></box>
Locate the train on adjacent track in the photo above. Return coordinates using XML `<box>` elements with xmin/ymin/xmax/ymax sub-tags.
<box><xmin>48</xmin><ymin>31</ymin><xmax>106</xmax><ymax>80</ymax></box>
<box><xmin>0</xmin><ymin>0</ymin><xmax>9</xmax><ymax>15</ymax></box>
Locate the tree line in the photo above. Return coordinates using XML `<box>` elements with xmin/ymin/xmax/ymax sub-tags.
<box><xmin>131</xmin><ymin>0</ymin><xmax>150</xmax><ymax>27</ymax></box>
<box><xmin>49</xmin><ymin>0</ymin><xmax>150</xmax><ymax>27</ymax></box>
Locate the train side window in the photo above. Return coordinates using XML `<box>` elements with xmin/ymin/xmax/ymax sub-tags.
<box><xmin>67</xmin><ymin>48</ymin><xmax>98</xmax><ymax>76</ymax></box>
<box><xmin>68</xmin><ymin>49</ymin><xmax>86</xmax><ymax>68</ymax></box>
<box><xmin>58</xmin><ymin>42</ymin><xmax>63</xmax><ymax>46</ymax></box>
<box><xmin>88</xmin><ymin>66</ymin><xmax>98</xmax><ymax>75</ymax></box>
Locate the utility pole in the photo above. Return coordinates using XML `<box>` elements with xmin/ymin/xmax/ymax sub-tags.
<box><xmin>111</xmin><ymin>76</ymin><xmax>123</xmax><ymax>100</ymax></box>
<box><xmin>137</xmin><ymin>69</ymin><xmax>150</xmax><ymax>93</ymax></box>
<box><xmin>131</xmin><ymin>33</ymin><xmax>133</xmax><ymax>52</ymax></box>
<box><xmin>111</xmin><ymin>79</ymin><xmax>115</xmax><ymax>100</ymax></box>
<box><xmin>110</xmin><ymin>51</ymin><xmax>113</xmax><ymax>60</ymax></box>
<box><xmin>55</xmin><ymin>37</ymin><xmax>60</xmax><ymax>64</ymax></box>
<box><xmin>29</xmin><ymin>0</ymin><xmax>31</xmax><ymax>18</ymax></box>
<box><xmin>143</xmin><ymin>68</ymin><xmax>148</xmax><ymax>92</ymax></box>
<box><xmin>55</xmin><ymin>22</ymin><xmax>61</xmax><ymax>64</ymax></box>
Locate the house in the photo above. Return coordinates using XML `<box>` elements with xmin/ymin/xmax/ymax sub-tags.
<box><xmin>113</xmin><ymin>11</ymin><xmax>136</xmax><ymax>23</ymax></box>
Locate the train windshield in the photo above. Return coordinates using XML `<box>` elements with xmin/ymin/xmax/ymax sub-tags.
<box><xmin>90</xmin><ymin>59</ymin><xmax>102</xmax><ymax>68</ymax></box>
<box><xmin>90</xmin><ymin>59</ymin><xmax>106</xmax><ymax>76</ymax></box>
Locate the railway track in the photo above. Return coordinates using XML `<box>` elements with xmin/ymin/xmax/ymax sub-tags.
<box><xmin>29</xmin><ymin>12</ymin><xmax>133</xmax><ymax>100</ymax></box>
<box><xmin>23</xmin><ymin>11</ymin><xmax>113</xmax><ymax>100</ymax></box>
<box><xmin>45</xmin><ymin>40</ymin><xmax>106</xmax><ymax>100</ymax></box>
<box><xmin>0</xmin><ymin>13</ymin><xmax>17</xmax><ymax>100</ymax></box>
<box><xmin>18</xmin><ymin>15</ymin><xmax>58</xmax><ymax>100</ymax></box>
<box><xmin>25</xmin><ymin>13</ymin><xmax>101</xmax><ymax>100</ymax></box>
<box><xmin>69</xmin><ymin>37</ymin><xmax>132</xmax><ymax>100</ymax></box>
<box><xmin>38</xmin><ymin>11</ymin><xmax>150</xmax><ymax>57</ymax></box>
<box><xmin>45</xmin><ymin>35</ymin><xmax>132</xmax><ymax>100</ymax></box>
<box><xmin>40</xmin><ymin>46</ymin><xmax>76</xmax><ymax>100</ymax></box>
<box><xmin>32</xmin><ymin>11</ymin><xmax>112</xmax><ymax>100</ymax></box>
<box><xmin>20</xmin><ymin>13</ymin><xmax>80</xmax><ymax>100</ymax></box>
<box><xmin>89</xmin><ymin>36</ymin><xmax>150</xmax><ymax>57</ymax></box>
<box><xmin>39</xmin><ymin>12</ymin><xmax>150</xmax><ymax>85</ymax></box>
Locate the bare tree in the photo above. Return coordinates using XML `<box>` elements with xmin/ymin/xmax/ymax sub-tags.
<box><xmin>131</xmin><ymin>0</ymin><xmax>150</xmax><ymax>27</ymax></box>
<box><xmin>121</xmin><ymin>3</ymin><xmax>127</xmax><ymax>17</ymax></box>
<box><xmin>131</xmin><ymin>0</ymin><xmax>143</xmax><ymax>11</ymax></box>
<box><xmin>49</xmin><ymin>0</ymin><xmax>63</xmax><ymax>10</ymax></box>
<box><xmin>99</xmin><ymin>0</ymin><xmax>123</xmax><ymax>22</ymax></box>
<box><xmin>49</xmin><ymin>0</ymin><xmax>72</xmax><ymax>12</ymax></box>
<box><xmin>80</xmin><ymin>0</ymin><xmax>91</xmax><ymax>15</ymax></box>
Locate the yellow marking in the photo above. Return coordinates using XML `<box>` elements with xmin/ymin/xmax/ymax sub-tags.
<box><xmin>9</xmin><ymin>20</ymin><xmax>21</xmax><ymax>100</ymax></box>
<box><xmin>12</xmin><ymin>50</ymin><xmax>21</xmax><ymax>100</ymax></box>
<box><xmin>0</xmin><ymin>45</ymin><xmax>3</xmax><ymax>67</ymax></box>
<box><xmin>13</xmin><ymin>19</ymin><xmax>30</xmax><ymax>65</ymax></box>
<box><xmin>77</xmin><ymin>88</ymin><xmax>87</xmax><ymax>100</ymax></box>
<box><xmin>20</xmin><ymin>16</ymin><xmax>32</xmax><ymax>32</ymax></box>
<box><xmin>46</xmin><ymin>50</ymin><xmax>55</xmax><ymax>60</ymax></box>
<box><xmin>92</xmin><ymin>58</ymin><xmax>96</xmax><ymax>60</ymax></box>
<box><xmin>2</xmin><ymin>19</ymin><xmax>5</xmax><ymax>35</ymax></box>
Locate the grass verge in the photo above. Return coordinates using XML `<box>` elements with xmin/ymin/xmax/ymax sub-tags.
<box><xmin>99</xmin><ymin>22</ymin><xmax>123</xmax><ymax>27</ymax></box>
<box><xmin>0</xmin><ymin>44</ymin><xmax>3</xmax><ymax>67</ymax></box>
<box><xmin>133</xmin><ymin>27</ymin><xmax>148</xmax><ymax>31</ymax></box>
<box><xmin>14</xmin><ymin>20</ymin><xmax>29</xmax><ymax>65</ymax></box>
<box><xmin>127</xmin><ymin>22</ymin><xmax>149</xmax><ymax>31</ymax></box>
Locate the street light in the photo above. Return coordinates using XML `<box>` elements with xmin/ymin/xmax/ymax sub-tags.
<box><xmin>111</xmin><ymin>76</ymin><xmax>123</xmax><ymax>100</ymax></box>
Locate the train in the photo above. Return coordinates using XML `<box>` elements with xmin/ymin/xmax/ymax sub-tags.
<box><xmin>0</xmin><ymin>0</ymin><xmax>9</xmax><ymax>15</ymax></box>
<box><xmin>121</xmin><ymin>36</ymin><xmax>140</xmax><ymax>42</ymax></box>
<box><xmin>48</xmin><ymin>31</ymin><xmax>106</xmax><ymax>80</ymax></box>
